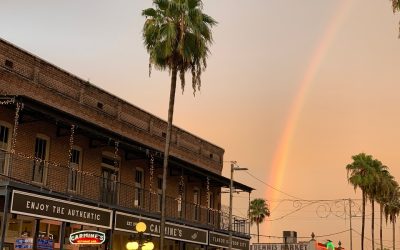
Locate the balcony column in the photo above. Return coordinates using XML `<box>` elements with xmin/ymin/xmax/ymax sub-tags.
<box><xmin>0</xmin><ymin>187</ymin><xmax>10</xmax><ymax>250</ymax></box>
<box><xmin>59</xmin><ymin>222</ymin><xmax>66</xmax><ymax>250</ymax></box>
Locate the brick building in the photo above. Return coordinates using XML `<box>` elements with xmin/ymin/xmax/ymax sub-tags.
<box><xmin>0</xmin><ymin>38</ymin><xmax>252</xmax><ymax>250</ymax></box>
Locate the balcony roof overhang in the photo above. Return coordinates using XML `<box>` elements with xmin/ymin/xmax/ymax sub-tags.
<box><xmin>4</xmin><ymin>95</ymin><xmax>254</xmax><ymax>193</ymax></box>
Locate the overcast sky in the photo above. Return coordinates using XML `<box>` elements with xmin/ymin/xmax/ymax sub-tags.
<box><xmin>1</xmin><ymin>1</ymin><xmax>400</xmax><ymax>249</ymax></box>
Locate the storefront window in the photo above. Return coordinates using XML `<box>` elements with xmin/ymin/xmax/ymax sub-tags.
<box><xmin>6</xmin><ymin>219</ymin><xmax>19</xmax><ymax>237</ymax></box>
<box><xmin>6</xmin><ymin>216</ymin><xmax>35</xmax><ymax>238</ymax></box>
<box><xmin>21</xmin><ymin>220</ymin><xmax>33</xmax><ymax>237</ymax></box>
<box><xmin>39</xmin><ymin>221</ymin><xmax>60</xmax><ymax>243</ymax></box>
<box><xmin>49</xmin><ymin>224</ymin><xmax>60</xmax><ymax>243</ymax></box>
<box><xmin>39</xmin><ymin>222</ymin><xmax>48</xmax><ymax>237</ymax></box>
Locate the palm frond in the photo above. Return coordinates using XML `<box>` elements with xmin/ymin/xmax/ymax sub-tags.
<box><xmin>142</xmin><ymin>8</ymin><xmax>157</xmax><ymax>17</ymax></box>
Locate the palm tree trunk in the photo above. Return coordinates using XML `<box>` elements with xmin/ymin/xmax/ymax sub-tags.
<box><xmin>160</xmin><ymin>66</ymin><xmax>178</xmax><ymax>250</ymax></box>
<box><xmin>393</xmin><ymin>221</ymin><xmax>396</xmax><ymax>250</ymax></box>
<box><xmin>362</xmin><ymin>191</ymin><xmax>366</xmax><ymax>250</ymax></box>
<box><xmin>372</xmin><ymin>200</ymin><xmax>375</xmax><ymax>250</ymax></box>
<box><xmin>380</xmin><ymin>203</ymin><xmax>383</xmax><ymax>250</ymax></box>
<box><xmin>257</xmin><ymin>222</ymin><xmax>260</xmax><ymax>243</ymax></box>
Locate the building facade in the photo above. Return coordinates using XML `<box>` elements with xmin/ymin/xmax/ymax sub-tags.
<box><xmin>250</xmin><ymin>232</ymin><xmax>344</xmax><ymax>250</ymax></box>
<box><xmin>0</xmin><ymin>38</ymin><xmax>252</xmax><ymax>250</ymax></box>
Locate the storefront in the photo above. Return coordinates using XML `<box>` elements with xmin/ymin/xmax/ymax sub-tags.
<box><xmin>114</xmin><ymin>212</ymin><xmax>209</xmax><ymax>250</ymax></box>
<box><xmin>0</xmin><ymin>188</ymin><xmax>250</xmax><ymax>250</ymax></box>
<box><xmin>208</xmin><ymin>231</ymin><xmax>249</xmax><ymax>250</ymax></box>
<box><xmin>0</xmin><ymin>188</ymin><xmax>113</xmax><ymax>250</ymax></box>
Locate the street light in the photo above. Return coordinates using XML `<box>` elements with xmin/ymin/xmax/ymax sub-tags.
<box><xmin>229</xmin><ymin>162</ymin><xmax>248</xmax><ymax>250</ymax></box>
<box><xmin>126</xmin><ymin>222</ymin><xmax>154</xmax><ymax>250</ymax></box>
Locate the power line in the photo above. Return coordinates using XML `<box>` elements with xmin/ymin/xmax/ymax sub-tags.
<box><xmin>352</xmin><ymin>228</ymin><xmax>396</xmax><ymax>250</ymax></box>
<box><xmin>252</xmin><ymin>229</ymin><xmax>350</xmax><ymax>239</ymax></box>
<box><xmin>243</xmin><ymin>169</ymin><xmax>302</xmax><ymax>200</ymax></box>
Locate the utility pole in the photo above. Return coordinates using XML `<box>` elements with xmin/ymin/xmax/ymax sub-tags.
<box><xmin>229</xmin><ymin>162</ymin><xmax>248</xmax><ymax>250</ymax></box>
<box><xmin>349</xmin><ymin>198</ymin><xmax>353</xmax><ymax>250</ymax></box>
<box><xmin>229</xmin><ymin>163</ymin><xmax>234</xmax><ymax>250</ymax></box>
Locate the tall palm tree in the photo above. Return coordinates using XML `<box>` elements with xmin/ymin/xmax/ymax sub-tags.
<box><xmin>367</xmin><ymin>159</ymin><xmax>385</xmax><ymax>250</ymax></box>
<box><xmin>142</xmin><ymin>1</ymin><xmax>216</xmax><ymax>248</ymax></box>
<box><xmin>391</xmin><ymin>0</ymin><xmax>400</xmax><ymax>36</ymax></box>
<box><xmin>346</xmin><ymin>153</ymin><xmax>376</xmax><ymax>250</ymax></box>
<box><xmin>384</xmin><ymin>187</ymin><xmax>400</xmax><ymax>250</ymax></box>
<box><xmin>392</xmin><ymin>0</ymin><xmax>400</xmax><ymax>11</ymax></box>
<box><xmin>376</xmin><ymin>168</ymin><xmax>396</xmax><ymax>250</ymax></box>
<box><xmin>249</xmin><ymin>198</ymin><xmax>270</xmax><ymax>243</ymax></box>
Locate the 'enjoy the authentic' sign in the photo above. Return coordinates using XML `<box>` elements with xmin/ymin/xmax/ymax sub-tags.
<box><xmin>11</xmin><ymin>190</ymin><xmax>113</xmax><ymax>228</ymax></box>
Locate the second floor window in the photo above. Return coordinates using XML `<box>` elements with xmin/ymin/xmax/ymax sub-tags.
<box><xmin>134</xmin><ymin>168</ymin><xmax>144</xmax><ymax>207</ymax></box>
<box><xmin>0</xmin><ymin>124</ymin><xmax>10</xmax><ymax>175</ymax></box>
<box><xmin>68</xmin><ymin>148</ymin><xmax>81</xmax><ymax>192</ymax></box>
<box><xmin>207</xmin><ymin>192</ymin><xmax>214</xmax><ymax>224</ymax></box>
<box><xmin>157</xmin><ymin>176</ymin><xmax>162</xmax><ymax>212</ymax></box>
<box><xmin>32</xmin><ymin>136</ymin><xmax>48</xmax><ymax>183</ymax></box>
<box><xmin>177</xmin><ymin>183</ymin><xmax>185</xmax><ymax>217</ymax></box>
<box><xmin>193</xmin><ymin>188</ymin><xmax>200</xmax><ymax>221</ymax></box>
<box><xmin>101</xmin><ymin>156</ymin><xmax>119</xmax><ymax>204</ymax></box>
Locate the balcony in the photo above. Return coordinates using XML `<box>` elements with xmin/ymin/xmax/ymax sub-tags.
<box><xmin>0</xmin><ymin>150</ymin><xmax>250</xmax><ymax>236</ymax></box>
<box><xmin>0</xmin><ymin>38</ymin><xmax>224</xmax><ymax>175</ymax></box>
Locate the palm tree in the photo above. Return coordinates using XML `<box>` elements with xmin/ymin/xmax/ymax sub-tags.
<box><xmin>384</xmin><ymin>186</ymin><xmax>400</xmax><ymax>250</ymax></box>
<box><xmin>367</xmin><ymin>159</ymin><xmax>385</xmax><ymax>250</ymax></box>
<box><xmin>391</xmin><ymin>0</ymin><xmax>400</xmax><ymax>36</ymax></box>
<box><xmin>142</xmin><ymin>1</ymin><xmax>216</xmax><ymax>248</ymax></box>
<box><xmin>346</xmin><ymin>153</ymin><xmax>376</xmax><ymax>250</ymax></box>
<box><xmin>249</xmin><ymin>198</ymin><xmax>270</xmax><ymax>243</ymax></box>
<box><xmin>376</xmin><ymin>168</ymin><xmax>396</xmax><ymax>250</ymax></box>
<box><xmin>392</xmin><ymin>0</ymin><xmax>400</xmax><ymax>11</ymax></box>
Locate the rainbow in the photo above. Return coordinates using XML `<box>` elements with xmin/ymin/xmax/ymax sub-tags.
<box><xmin>263</xmin><ymin>0</ymin><xmax>354</xmax><ymax>237</ymax></box>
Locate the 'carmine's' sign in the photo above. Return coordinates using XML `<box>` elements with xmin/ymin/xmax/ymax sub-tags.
<box><xmin>10</xmin><ymin>190</ymin><xmax>113</xmax><ymax>228</ymax></box>
<box><xmin>115</xmin><ymin>212</ymin><xmax>208</xmax><ymax>245</ymax></box>
<box><xmin>69</xmin><ymin>230</ymin><xmax>106</xmax><ymax>245</ymax></box>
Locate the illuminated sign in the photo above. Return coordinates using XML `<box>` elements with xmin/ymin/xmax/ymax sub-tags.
<box><xmin>69</xmin><ymin>231</ymin><xmax>106</xmax><ymax>245</ymax></box>
<box><xmin>115</xmin><ymin>212</ymin><xmax>208</xmax><ymax>245</ymax></box>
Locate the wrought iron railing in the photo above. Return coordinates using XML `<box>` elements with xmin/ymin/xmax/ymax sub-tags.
<box><xmin>0</xmin><ymin>151</ymin><xmax>249</xmax><ymax>235</ymax></box>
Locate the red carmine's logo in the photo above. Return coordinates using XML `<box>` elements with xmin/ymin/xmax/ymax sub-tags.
<box><xmin>69</xmin><ymin>230</ymin><xmax>106</xmax><ymax>245</ymax></box>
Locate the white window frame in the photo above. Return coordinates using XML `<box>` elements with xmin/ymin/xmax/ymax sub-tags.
<box><xmin>207</xmin><ymin>191</ymin><xmax>215</xmax><ymax>224</ymax></box>
<box><xmin>101</xmin><ymin>153</ymin><xmax>120</xmax><ymax>204</ymax></box>
<box><xmin>134</xmin><ymin>167</ymin><xmax>144</xmax><ymax>207</ymax></box>
<box><xmin>32</xmin><ymin>134</ymin><xmax>50</xmax><ymax>185</ymax></box>
<box><xmin>0</xmin><ymin>121</ymin><xmax>12</xmax><ymax>175</ymax></box>
<box><xmin>193</xmin><ymin>187</ymin><xmax>200</xmax><ymax>221</ymax></box>
<box><xmin>68</xmin><ymin>146</ymin><xmax>82</xmax><ymax>192</ymax></box>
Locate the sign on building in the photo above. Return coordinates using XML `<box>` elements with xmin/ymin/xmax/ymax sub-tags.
<box><xmin>251</xmin><ymin>243</ymin><xmax>309</xmax><ymax>250</ymax></box>
<box><xmin>10</xmin><ymin>190</ymin><xmax>113</xmax><ymax>229</ymax></box>
<box><xmin>69</xmin><ymin>230</ymin><xmax>106</xmax><ymax>245</ymax></box>
<box><xmin>115</xmin><ymin>212</ymin><xmax>208</xmax><ymax>245</ymax></box>
<box><xmin>37</xmin><ymin>238</ymin><xmax>54</xmax><ymax>250</ymax></box>
<box><xmin>15</xmin><ymin>238</ymin><xmax>33</xmax><ymax>249</ymax></box>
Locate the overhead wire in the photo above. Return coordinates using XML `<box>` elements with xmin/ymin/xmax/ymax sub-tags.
<box><xmin>243</xmin><ymin>168</ymin><xmax>302</xmax><ymax>200</ymax></box>
<box><xmin>252</xmin><ymin>229</ymin><xmax>350</xmax><ymax>239</ymax></box>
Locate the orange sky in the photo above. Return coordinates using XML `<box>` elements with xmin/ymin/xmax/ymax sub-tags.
<box><xmin>1</xmin><ymin>1</ymin><xmax>400</xmax><ymax>249</ymax></box>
